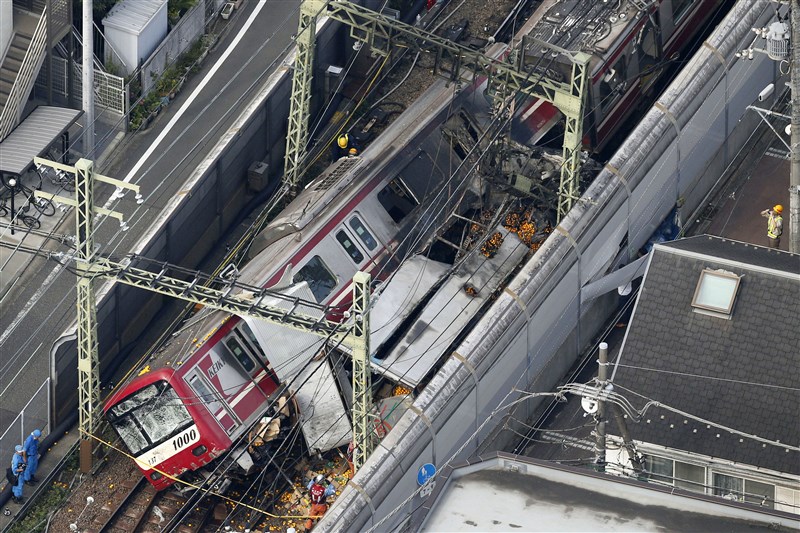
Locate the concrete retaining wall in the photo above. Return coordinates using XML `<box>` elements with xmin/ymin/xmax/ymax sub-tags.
<box><xmin>51</xmin><ymin>18</ymin><xmax>346</xmax><ymax>425</ymax></box>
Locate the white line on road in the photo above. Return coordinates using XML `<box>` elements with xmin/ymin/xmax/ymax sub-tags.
<box><xmin>0</xmin><ymin>3</ymin><xmax>271</xmax><ymax>381</ymax></box>
<box><xmin>107</xmin><ymin>0</ymin><xmax>269</xmax><ymax>203</ymax></box>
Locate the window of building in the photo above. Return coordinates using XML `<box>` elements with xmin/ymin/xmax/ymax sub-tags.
<box><xmin>691</xmin><ymin>268</ymin><xmax>741</xmax><ymax>316</ymax></box>
<box><xmin>713</xmin><ymin>473</ymin><xmax>744</xmax><ymax>501</ymax></box>
<box><xmin>349</xmin><ymin>216</ymin><xmax>377</xmax><ymax>250</ymax></box>
<box><xmin>645</xmin><ymin>455</ymin><xmax>706</xmax><ymax>493</ymax></box>
<box><xmin>336</xmin><ymin>230</ymin><xmax>365</xmax><ymax>264</ymax></box>
<box><xmin>293</xmin><ymin>255</ymin><xmax>338</xmax><ymax>302</ymax></box>
<box><xmin>674</xmin><ymin>461</ymin><xmax>706</xmax><ymax>493</ymax></box>
<box><xmin>645</xmin><ymin>455</ymin><xmax>673</xmax><ymax>485</ymax></box>
<box><xmin>745</xmin><ymin>479</ymin><xmax>776</xmax><ymax>509</ymax></box>
<box><xmin>378</xmin><ymin>177</ymin><xmax>419</xmax><ymax>223</ymax></box>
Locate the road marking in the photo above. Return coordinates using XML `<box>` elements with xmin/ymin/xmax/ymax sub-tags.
<box><xmin>108</xmin><ymin>0</ymin><xmax>269</xmax><ymax>203</ymax></box>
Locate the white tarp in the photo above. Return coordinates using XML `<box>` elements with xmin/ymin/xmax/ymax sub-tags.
<box><xmin>243</xmin><ymin>283</ymin><xmax>350</xmax><ymax>451</ymax></box>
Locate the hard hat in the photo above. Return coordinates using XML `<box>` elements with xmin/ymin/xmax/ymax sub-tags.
<box><xmin>773</xmin><ymin>204</ymin><xmax>783</xmax><ymax>214</ymax></box>
<box><xmin>15</xmin><ymin>445</ymin><xmax>23</xmax><ymax>453</ymax></box>
<box><xmin>337</xmin><ymin>134</ymin><xmax>349</xmax><ymax>149</ymax></box>
<box><xmin>32</xmin><ymin>429</ymin><xmax>41</xmax><ymax>438</ymax></box>
<box><xmin>348</xmin><ymin>147</ymin><xmax>358</xmax><ymax>156</ymax></box>
<box><xmin>314</xmin><ymin>474</ymin><xmax>324</xmax><ymax>483</ymax></box>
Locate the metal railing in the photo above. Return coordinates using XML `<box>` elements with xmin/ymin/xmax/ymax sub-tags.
<box><xmin>0</xmin><ymin>378</ymin><xmax>50</xmax><ymax>465</ymax></box>
<box><xmin>0</xmin><ymin>6</ymin><xmax>48</xmax><ymax>140</ymax></box>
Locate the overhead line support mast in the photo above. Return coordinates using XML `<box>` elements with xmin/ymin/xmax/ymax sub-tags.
<box><xmin>283</xmin><ymin>0</ymin><xmax>590</xmax><ymax>220</ymax></box>
<box><xmin>34</xmin><ymin>157</ymin><xmax>371</xmax><ymax>473</ymax></box>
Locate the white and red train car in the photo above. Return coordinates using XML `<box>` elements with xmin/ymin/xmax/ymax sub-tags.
<box><xmin>104</xmin><ymin>0</ymin><xmax>731</xmax><ymax>491</ymax></box>
<box><xmin>511</xmin><ymin>0</ymin><xmax>729</xmax><ymax>153</ymax></box>
<box><xmin>103</xmin><ymin>75</ymin><xmax>479</xmax><ymax>490</ymax></box>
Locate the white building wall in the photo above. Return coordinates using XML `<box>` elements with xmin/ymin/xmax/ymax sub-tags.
<box><xmin>105</xmin><ymin>28</ymin><xmax>140</xmax><ymax>74</ymax></box>
<box><xmin>137</xmin><ymin>1</ymin><xmax>168</xmax><ymax>68</ymax></box>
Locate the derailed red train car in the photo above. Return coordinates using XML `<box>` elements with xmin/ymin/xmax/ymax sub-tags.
<box><xmin>103</xmin><ymin>0</ymin><xmax>731</xmax><ymax>491</ymax></box>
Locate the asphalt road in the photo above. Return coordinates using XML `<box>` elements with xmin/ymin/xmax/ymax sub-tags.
<box><xmin>0</xmin><ymin>0</ymin><xmax>300</xmax><ymax>423</ymax></box>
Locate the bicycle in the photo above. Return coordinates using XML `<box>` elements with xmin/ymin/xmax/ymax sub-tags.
<box><xmin>0</xmin><ymin>196</ymin><xmax>42</xmax><ymax>229</ymax></box>
<box><xmin>39</xmin><ymin>148</ymin><xmax>75</xmax><ymax>192</ymax></box>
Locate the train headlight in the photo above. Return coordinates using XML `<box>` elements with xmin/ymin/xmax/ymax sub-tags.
<box><xmin>192</xmin><ymin>445</ymin><xmax>208</xmax><ymax>456</ymax></box>
<box><xmin>150</xmin><ymin>472</ymin><xmax>162</xmax><ymax>481</ymax></box>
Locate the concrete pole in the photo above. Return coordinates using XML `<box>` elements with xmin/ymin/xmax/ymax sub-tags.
<box><xmin>82</xmin><ymin>0</ymin><xmax>95</xmax><ymax>157</ymax></box>
<box><xmin>791</xmin><ymin>0</ymin><xmax>800</xmax><ymax>253</ymax></box>
<box><xmin>594</xmin><ymin>342</ymin><xmax>608</xmax><ymax>470</ymax></box>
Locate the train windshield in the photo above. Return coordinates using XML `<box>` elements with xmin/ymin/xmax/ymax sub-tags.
<box><xmin>107</xmin><ymin>381</ymin><xmax>193</xmax><ymax>455</ymax></box>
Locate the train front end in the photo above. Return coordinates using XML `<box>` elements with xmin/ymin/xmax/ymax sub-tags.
<box><xmin>104</xmin><ymin>369</ymin><xmax>229</xmax><ymax>490</ymax></box>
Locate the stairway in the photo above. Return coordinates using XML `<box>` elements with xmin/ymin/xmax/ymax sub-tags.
<box><xmin>0</xmin><ymin>32</ymin><xmax>34</xmax><ymax>111</ymax></box>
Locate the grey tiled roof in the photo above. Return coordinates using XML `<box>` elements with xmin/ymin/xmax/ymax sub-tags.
<box><xmin>611</xmin><ymin>236</ymin><xmax>799</xmax><ymax>475</ymax></box>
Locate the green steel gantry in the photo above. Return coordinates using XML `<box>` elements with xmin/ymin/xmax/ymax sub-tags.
<box><xmin>33</xmin><ymin>157</ymin><xmax>140</xmax><ymax>471</ymax></box>
<box><xmin>33</xmin><ymin>157</ymin><xmax>374</xmax><ymax>472</ymax></box>
<box><xmin>349</xmin><ymin>271</ymin><xmax>373</xmax><ymax>470</ymax></box>
<box><xmin>283</xmin><ymin>0</ymin><xmax>591</xmax><ymax>220</ymax></box>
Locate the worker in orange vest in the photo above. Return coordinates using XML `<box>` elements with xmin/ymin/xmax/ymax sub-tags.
<box><xmin>305</xmin><ymin>474</ymin><xmax>335</xmax><ymax>530</ymax></box>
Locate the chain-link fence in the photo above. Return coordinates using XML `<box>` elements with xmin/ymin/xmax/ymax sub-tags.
<box><xmin>0</xmin><ymin>379</ymin><xmax>49</xmax><ymax>469</ymax></box>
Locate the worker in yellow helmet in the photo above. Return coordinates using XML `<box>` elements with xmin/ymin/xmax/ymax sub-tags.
<box><xmin>337</xmin><ymin>133</ymin><xmax>349</xmax><ymax>150</ymax></box>
<box><xmin>760</xmin><ymin>204</ymin><xmax>783</xmax><ymax>249</ymax></box>
<box><xmin>348</xmin><ymin>147</ymin><xmax>358</xmax><ymax>157</ymax></box>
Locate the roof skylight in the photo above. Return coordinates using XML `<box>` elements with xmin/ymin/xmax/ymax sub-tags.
<box><xmin>691</xmin><ymin>268</ymin><xmax>741</xmax><ymax>317</ymax></box>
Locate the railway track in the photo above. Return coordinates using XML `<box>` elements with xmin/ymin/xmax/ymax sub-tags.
<box><xmin>91</xmin><ymin>477</ymin><xmax>215</xmax><ymax>533</ymax></box>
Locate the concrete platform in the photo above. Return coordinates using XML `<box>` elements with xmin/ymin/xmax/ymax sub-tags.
<box><xmin>702</xmin><ymin>136</ymin><xmax>791</xmax><ymax>251</ymax></box>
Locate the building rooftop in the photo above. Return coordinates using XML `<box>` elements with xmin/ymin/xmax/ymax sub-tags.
<box><xmin>102</xmin><ymin>0</ymin><xmax>166</xmax><ymax>34</ymax></box>
<box><xmin>611</xmin><ymin>236</ymin><xmax>800</xmax><ymax>474</ymax></box>
<box><xmin>416</xmin><ymin>453</ymin><xmax>798</xmax><ymax>531</ymax></box>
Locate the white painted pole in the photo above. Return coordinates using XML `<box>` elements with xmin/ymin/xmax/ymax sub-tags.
<box><xmin>82</xmin><ymin>0</ymin><xmax>95</xmax><ymax>156</ymax></box>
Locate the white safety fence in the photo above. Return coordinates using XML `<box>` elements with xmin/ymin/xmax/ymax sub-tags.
<box><xmin>0</xmin><ymin>379</ymin><xmax>49</xmax><ymax>468</ymax></box>
<box><xmin>34</xmin><ymin>57</ymin><xmax>127</xmax><ymax>117</ymax></box>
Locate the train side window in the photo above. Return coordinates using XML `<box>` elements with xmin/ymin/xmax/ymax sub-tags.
<box><xmin>599</xmin><ymin>57</ymin><xmax>627</xmax><ymax>111</ymax></box>
<box><xmin>293</xmin><ymin>255</ymin><xmax>338</xmax><ymax>302</ymax></box>
<box><xmin>671</xmin><ymin>0</ymin><xmax>694</xmax><ymax>23</ymax></box>
<box><xmin>637</xmin><ymin>23</ymin><xmax>660</xmax><ymax>71</ymax></box>
<box><xmin>349</xmin><ymin>216</ymin><xmax>377</xmax><ymax>250</ymax></box>
<box><xmin>378</xmin><ymin>177</ymin><xmax>419</xmax><ymax>223</ymax></box>
<box><xmin>239</xmin><ymin>324</ymin><xmax>267</xmax><ymax>361</ymax></box>
<box><xmin>336</xmin><ymin>230</ymin><xmax>365</xmax><ymax>264</ymax></box>
<box><xmin>225</xmin><ymin>337</ymin><xmax>255</xmax><ymax>372</ymax></box>
<box><xmin>189</xmin><ymin>375</ymin><xmax>220</xmax><ymax>410</ymax></box>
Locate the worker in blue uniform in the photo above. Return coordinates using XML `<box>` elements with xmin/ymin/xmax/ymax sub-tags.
<box><xmin>11</xmin><ymin>445</ymin><xmax>26</xmax><ymax>503</ymax></box>
<box><xmin>23</xmin><ymin>429</ymin><xmax>42</xmax><ymax>484</ymax></box>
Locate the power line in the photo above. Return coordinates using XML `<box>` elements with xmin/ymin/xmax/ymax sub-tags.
<box><xmin>614</xmin><ymin>363</ymin><xmax>800</xmax><ymax>393</ymax></box>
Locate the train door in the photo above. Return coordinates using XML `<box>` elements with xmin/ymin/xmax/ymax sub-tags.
<box><xmin>223</xmin><ymin>331</ymin><xmax>268</xmax><ymax>391</ymax></box>
<box><xmin>636</xmin><ymin>11</ymin><xmax>663</xmax><ymax>93</ymax></box>
<box><xmin>228</xmin><ymin>324</ymin><xmax>280</xmax><ymax>396</ymax></box>
<box><xmin>186</xmin><ymin>370</ymin><xmax>239</xmax><ymax>435</ymax></box>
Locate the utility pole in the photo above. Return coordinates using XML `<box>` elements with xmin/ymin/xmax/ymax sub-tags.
<box><xmin>350</xmin><ymin>271</ymin><xmax>374</xmax><ymax>471</ymax></box>
<box><xmin>82</xmin><ymin>0</ymin><xmax>95</xmax><ymax>156</ymax></box>
<box><xmin>791</xmin><ymin>0</ymin><xmax>800</xmax><ymax>253</ymax></box>
<box><xmin>594</xmin><ymin>342</ymin><xmax>608</xmax><ymax>470</ymax></box>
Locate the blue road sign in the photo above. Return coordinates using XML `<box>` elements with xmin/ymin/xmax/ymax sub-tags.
<box><xmin>417</xmin><ymin>463</ymin><xmax>436</xmax><ymax>486</ymax></box>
